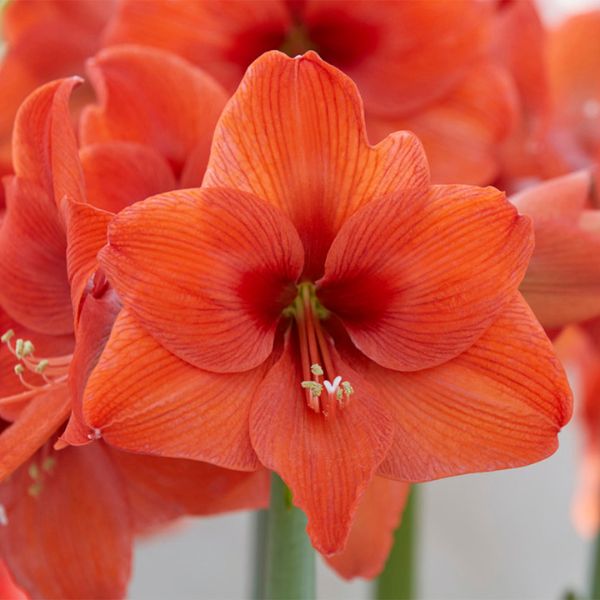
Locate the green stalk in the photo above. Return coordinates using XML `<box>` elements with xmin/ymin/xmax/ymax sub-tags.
<box><xmin>263</xmin><ymin>473</ymin><xmax>316</xmax><ymax>600</ymax></box>
<box><xmin>252</xmin><ymin>509</ymin><xmax>268</xmax><ymax>600</ymax></box>
<box><xmin>590</xmin><ymin>530</ymin><xmax>600</xmax><ymax>599</ymax></box>
<box><xmin>375</xmin><ymin>485</ymin><xmax>418</xmax><ymax>600</ymax></box>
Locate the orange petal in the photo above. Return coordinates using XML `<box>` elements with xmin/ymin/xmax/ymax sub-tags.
<box><xmin>62</xmin><ymin>199</ymin><xmax>113</xmax><ymax>325</ymax></box>
<box><xmin>249</xmin><ymin>333</ymin><xmax>395</xmax><ymax>554</ymax></box>
<box><xmin>100</xmin><ymin>187</ymin><xmax>303</xmax><ymax>373</ymax></box>
<box><xmin>516</xmin><ymin>172</ymin><xmax>600</xmax><ymax>329</ymax></box>
<box><xmin>111</xmin><ymin>450</ymin><xmax>270</xmax><ymax>532</ymax></box>
<box><xmin>104</xmin><ymin>0</ymin><xmax>291</xmax><ymax>92</ymax></box>
<box><xmin>0</xmin><ymin>385</ymin><xmax>70</xmax><ymax>482</ymax></box>
<box><xmin>0</xmin><ymin>444</ymin><xmax>131</xmax><ymax>599</ymax></box>
<box><xmin>326</xmin><ymin>477</ymin><xmax>410</xmax><ymax>580</ymax></box>
<box><xmin>319</xmin><ymin>185</ymin><xmax>533</xmax><ymax>371</ymax></box>
<box><xmin>12</xmin><ymin>77</ymin><xmax>85</xmax><ymax>206</ymax></box>
<box><xmin>0</xmin><ymin>178</ymin><xmax>70</xmax><ymax>335</ymax></box>
<box><xmin>80</xmin><ymin>141</ymin><xmax>176</xmax><ymax>212</ymax></box>
<box><xmin>368</xmin><ymin>63</ymin><xmax>517</xmax><ymax>185</ymax></box>
<box><xmin>203</xmin><ymin>50</ymin><xmax>429</xmax><ymax>278</ymax></box>
<box><xmin>366</xmin><ymin>295</ymin><xmax>572</xmax><ymax>481</ymax></box>
<box><xmin>81</xmin><ymin>44</ymin><xmax>227</xmax><ymax>179</ymax></box>
<box><xmin>302</xmin><ymin>0</ymin><xmax>494</xmax><ymax>116</ymax></box>
<box><xmin>81</xmin><ymin>309</ymin><xmax>266</xmax><ymax>471</ymax></box>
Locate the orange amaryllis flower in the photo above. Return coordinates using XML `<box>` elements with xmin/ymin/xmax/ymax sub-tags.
<box><xmin>77</xmin><ymin>51</ymin><xmax>572</xmax><ymax>555</ymax></box>
<box><xmin>0</xmin><ymin>69</ymin><xmax>268</xmax><ymax>597</ymax></box>
<box><xmin>515</xmin><ymin>170</ymin><xmax>600</xmax><ymax>333</ymax></box>
<box><xmin>0</xmin><ymin>0</ymin><xmax>115</xmax><ymax>193</ymax></box>
<box><xmin>103</xmin><ymin>0</ymin><xmax>513</xmax><ymax>185</ymax></box>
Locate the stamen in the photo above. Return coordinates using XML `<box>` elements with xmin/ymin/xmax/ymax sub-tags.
<box><xmin>0</xmin><ymin>329</ymin><xmax>14</xmax><ymax>343</ymax></box>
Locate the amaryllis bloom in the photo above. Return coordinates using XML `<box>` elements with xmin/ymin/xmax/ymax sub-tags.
<box><xmin>0</xmin><ymin>67</ymin><xmax>268</xmax><ymax>597</ymax></box>
<box><xmin>0</xmin><ymin>0</ymin><xmax>116</xmax><ymax>192</ymax></box>
<box><xmin>514</xmin><ymin>170</ymin><xmax>600</xmax><ymax>333</ymax></box>
<box><xmin>0</xmin><ymin>0</ymin><xmax>515</xmax><ymax>186</ymax></box>
<box><xmin>76</xmin><ymin>51</ymin><xmax>572</xmax><ymax>555</ymax></box>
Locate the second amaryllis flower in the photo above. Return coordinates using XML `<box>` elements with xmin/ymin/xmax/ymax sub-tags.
<box><xmin>75</xmin><ymin>51</ymin><xmax>572</xmax><ymax>555</ymax></box>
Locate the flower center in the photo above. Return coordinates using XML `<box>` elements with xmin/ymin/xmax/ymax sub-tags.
<box><xmin>1</xmin><ymin>329</ymin><xmax>71</xmax><ymax>398</ymax></box>
<box><xmin>285</xmin><ymin>283</ymin><xmax>353</xmax><ymax>416</ymax></box>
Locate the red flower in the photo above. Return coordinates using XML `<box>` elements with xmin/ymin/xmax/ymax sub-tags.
<box><xmin>78</xmin><ymin>51</ymin><xmax>571</xmax><ymax>555</ymax></box>
<box><xmin>0</xmin><ymin>62</ymin><xmax>267</xmax><ymax>597</ymax></box>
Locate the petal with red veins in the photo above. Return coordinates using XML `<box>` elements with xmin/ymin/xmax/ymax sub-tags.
<box><xmin>81</xmin><ymin>141</ymin><xmax>177</xmax><ymax>213</ymax></box>
<box><xmin>0</xmin><ymin>177</ymin><xmax>71</xmax><ymax>335</ymax></box>
<box><xmin>12</xmin><ymin>77</ymin><xmax>85</xmax><ymax>206</ymax></box>
<box><xmin>81</xmin><ymin>44</ymin><xmax>227</xmax><ymax>179</ymax></box>
<box><xmin>326</xmin><ymin>477</ymin><xmax>410</xmax><ymax>580</ymax></box>
<box><xmin>62</xmin><ymin>198</ymin><xmax>113</xmax><ymax>325</ymax></box>
<box><xmin>203</xmin><ymin>50</ymin><xmax>429</xmax><ymax>278</ymax></box>
<box><xmin>354</xmin><ymin>295</ymin><xmax>572</xmax><ymax>481</ymax></box>
<box><xmin>81</xmin><ymin>309</ymin><xmax>267</xmax><ymax>471</ymax></box>
<box><xmin>319</xmin><ymin>185</ymin><xmax>533</xmax><ymax>371</ymax></box>
<box><xmin>100</xmin><ymin>187</ymin><xmax>303</xmax><ymax>373</ymax></box>
<box><xmin>0</xmin><ymin>445</ymin><xmax>131</xmax><ymax>600</ymax></box>
<box><xmin>111</xmin><ymin>450</ymin><xmax>270</xmax><ymax>532</ymax></box>
<box><xmin>249</xmin><ymin>333</ymin><xmax>394</xmax><ymax>554</ymax></box>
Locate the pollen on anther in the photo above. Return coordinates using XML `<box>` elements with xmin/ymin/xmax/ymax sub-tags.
<box><xmin>0</xmin><ymin>329</ymin><xmax>14</xmax><ymax>344</ymax></box>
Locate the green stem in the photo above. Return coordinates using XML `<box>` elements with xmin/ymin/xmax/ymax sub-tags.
<box><xmin>590</xmin><ymin>530</ymin><xmax>600</xmax><ymax>600</ymax></box>
<box><xmin>252</xmin><ymin>509</ymin><xmax>268</xmax><ymax>600</ymax></box>
<box><xmin>264</xmin><ymin>473</ymin><xmax>316</xmax><ymax>600</ymax></box>
<box><xmin>375</xmin><ymin>485</ymin><xmax>418</xmax><ymax>600</ymax></box>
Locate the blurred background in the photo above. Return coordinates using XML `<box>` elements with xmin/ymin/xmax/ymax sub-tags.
<box><xmin>128</xmin><ymin>1</ymin><xmax>598</xmax><ymax>598</ymax></box>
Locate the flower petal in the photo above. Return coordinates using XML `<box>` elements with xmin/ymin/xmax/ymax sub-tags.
<box><xmin>302</xmin><ymin>0</ymin><xmax>494</xmax><ymax>116</ymax></box>
<box><xmin>100</xmin><ymin>187</ymin><xmax>303</xmax><ymax>373</ymax></box>
<box><xmin>111</xmin><ymin>450</ymin><xmax>270</xmax><ymax>532</ymax></box>
<box><xmin>368</xmin><ymin>63</ymin><xmax>516</xmax><ymax>185</ymax></box>
<box><xmin>0</xmin><ymin>444</ymin><xmax>132</xmax><ymax>600</ymax></box>
<box><xmin>319</xmin><ymin>185</ymin><xmax>533</xmax><ymax>371</ymax></box>
<box><xmin>80</xmin><ymin>141</ymin><xmax>177</xmax><ymax>212</ymax></box>
<box><xmin>249</xmin><ymin>333</ymin><xmax>394</xmax><ymax>554</ymax></box>
<box><xmin>0</xmin><ymin>385</ymin><xmax>70</xmax><ymax>482</ymax></box>
<box><xmin>81</xmin><ymin>309</ymin><xmax>266</xmax><ymax>471</ymax></box>
<box><xmin>325</xmin><ymin>477</ymin><xmax>410</xmax><ymax>580</ymax></box>
<box><xmin>0</xmin><ymin>177</ymin><xmax>71</xmax><ymax>335</ymax></box>
<box><xmin>63</xmin><ymin>198</ymin><xmax>113</xmax><ymax>325</ymax></box>
<box><xmin>81</xmin><ymin>44</ymin><xmax>227</xmax><ymax>179</ymax></box>
<box><xmin>105</xmin><ymin>0</ymin><xmax>291</xmax><ymax>92</ymax></box>
<box><xmin>516</xmin><ymin>172</ymin><xmax>600</xmax><ymax>329</ymax></box>
<box><xmin>203</xmin><ymin>50</ymin><xmax>429</xmax><ymax>278</ymax></box>
<box><xmin>13</xmin><ymin>77</ymin><xmax>85</xmax><ymax>207</ymax></box>
<box><xmin>358</xmin><ymin>295</ymin><xmax>572</xmax><ymax>481</ymax></box>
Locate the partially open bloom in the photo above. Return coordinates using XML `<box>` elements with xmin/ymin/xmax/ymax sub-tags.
<box><xmin>76</xmin><ymin>51</ymin><xmax>572</xmax><ymax>555</ymax></box>
<box><xmin>0</xmin><ymin>56</ymin><xmax>268</xmax><ymax>597</ymax></box>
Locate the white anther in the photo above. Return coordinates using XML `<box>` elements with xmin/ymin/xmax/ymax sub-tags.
<box><xmin>0</xmin><ymin>504</ymin><xmax>7</xmax><ymax>526</ymax></box>
<box><xmin>87</xmin><ymin>428</ymin><xmax>102</xmax><ymax>441</ymax></box>
<box><xmin>1</xmin><ymin>329</ymin><xmax>14</xmax><ymax>344</ymax></box>
<box><xmin>323</xmin><ymin>375</ymin><xmax>342</xmax><ymax>395</ymax></box>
